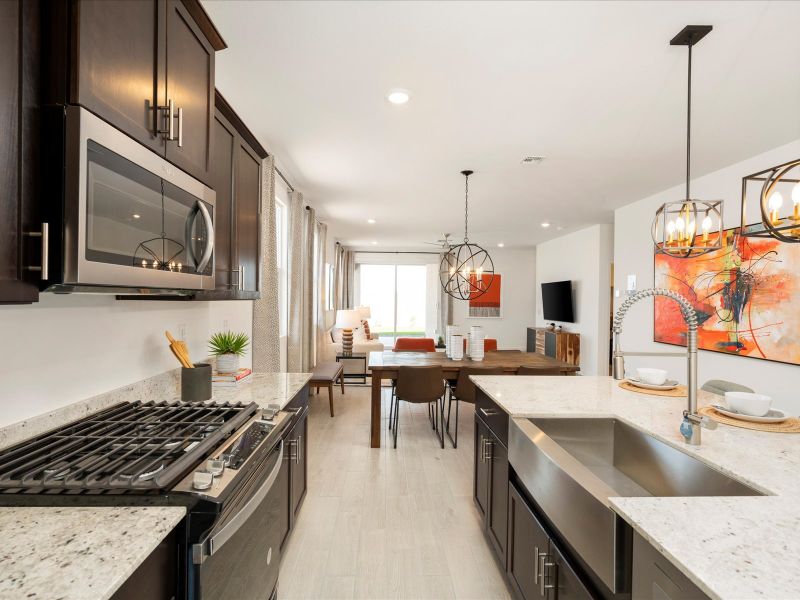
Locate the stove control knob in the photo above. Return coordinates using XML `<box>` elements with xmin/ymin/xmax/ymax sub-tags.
<box><xmin>206</xmin><ymin>459</ymin><xmax>225</xmax><ymax>477</ymax></box>
<box><xmin>192</xmin><ymin>471</ymin><xmax>213</xmax><ymax>491</ymax></box>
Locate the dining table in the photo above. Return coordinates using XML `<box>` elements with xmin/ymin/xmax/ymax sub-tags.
<box><xmin>366</xmin><ymin>350</ymin><xmax>579</xmax><ymax>448</ymax></box>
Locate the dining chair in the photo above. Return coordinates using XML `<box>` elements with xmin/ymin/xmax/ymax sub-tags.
<box><xmin>462</xmin><ymin>338</ymin><xmax>498</xmax><ymax>353</ymax></box>
<box><xmin>487</xmin><ymin>349</ymin><xmax>521</xmax><ymax>353</ymax></box>
<box><xmin>701</xmin><ymin>379</ymin><xmax>754</xmax><ymax>395</ymax></box>
<box><xmin>389</xmin><ymin>337</ymin><xmax>436</xmax><ymax>427</ymax></box>
<box><xmin>516</xmin><ymin>366</ymin><xmax>565</xmax><ymax>375</ymax></box>
<box><xmin>391</xmin><ymin>365</ymin><xmax>446</xmax><ymax>449</ymax></box>
<box><xmin>445</xmin><ymin>366</ymin><xmax>504</xmax><ymax>448</ymax></box>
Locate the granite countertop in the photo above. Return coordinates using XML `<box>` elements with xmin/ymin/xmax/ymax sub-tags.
<box><xmin>0</xmin><ymin>506</ymin><xmax>185</xmax><ymax>600</ymax></box>
<box><xmin>203</xmin><ymin>372</ymin><xmax>312</xmax><ymax>410</ymax></box>
<box><xmin>471</xmin><ymin>375</ymin><xmax>800</xmax><ymax>600</ymax></box>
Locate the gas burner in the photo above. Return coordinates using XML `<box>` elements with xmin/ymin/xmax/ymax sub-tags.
<box><xmin>119</xmin><ymin>459</ymin><xmax>165</xmax><ymax>483</ymax></box>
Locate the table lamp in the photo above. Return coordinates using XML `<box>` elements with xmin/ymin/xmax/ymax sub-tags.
<box><xmin>334</xmin><ymin>309</ymin><xmax>361</xmax><ymax>356</ymax></box>
<box><xmin>356</xmin><ymin>305</ymin><xmax>372</xmax><ymax>339</ymax></box>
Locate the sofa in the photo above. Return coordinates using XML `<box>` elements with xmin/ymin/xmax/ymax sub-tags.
<box><xmin>320</xmin><ymin>326</ymin><xmax>384</xmax><ymax>375</ymax></box>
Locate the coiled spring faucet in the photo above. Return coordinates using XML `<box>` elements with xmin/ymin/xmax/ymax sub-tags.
<box><xmin>612</xmin><ymin>288</ymin><xmax>716</xmax><ymax>445</ymax></box>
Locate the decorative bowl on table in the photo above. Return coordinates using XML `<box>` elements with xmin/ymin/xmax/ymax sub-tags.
<box><xmin>725</xmin><ymin>392</ymin><xmax>773</xmax><ymax>417</ymax></box>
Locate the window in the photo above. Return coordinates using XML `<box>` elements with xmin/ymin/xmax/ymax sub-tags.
<box><xmin>358</xmin><ymin>263</ymin><xmax>428</xmax><ymax>346</ymax></box>
<box><xmin>325</xmin><ymin>263</ymin><xmax>334</xmax><ymax>311</ymax></box>
<box><xmin>275</xmin><ymin>197</ymin><xmax>288</xmax><ymax>338</ymax></box>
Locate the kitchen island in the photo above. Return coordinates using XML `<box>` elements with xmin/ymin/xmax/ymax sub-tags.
<box><xmin>471</xmin><ymin>375</ymin><xmax>800</xmax><ymax>600</ymax></box>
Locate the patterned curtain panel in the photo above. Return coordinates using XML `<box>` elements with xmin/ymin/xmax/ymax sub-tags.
<box><xmin>300</xmin><ymin>206</ymin><xmax>315</xmax><ymax>371</ymax></box>
<box><xmin>252</xmin><ymin>156</ymin><xmax>280</xmax><ymax>372</ymax></box>
<box><xmin>315</xmin><ymin>221</ymin><xmax>328</xmax><ymax>365</ymax></box>
<box><xmin>333</xmin><ymin>243</ymin><xmax>355</xmax><ymax>310</ymax></box>
<box><xmin>286</xmin><ymin>191</ymin><xmax>305</xmax><ymax>371</ymax></box>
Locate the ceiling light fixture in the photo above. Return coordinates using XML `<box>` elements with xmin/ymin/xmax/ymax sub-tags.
<box><xmin>386</xmin><ymin>89</ymin><xmax>411</xmax><ymax>105</ymax></box>
<box><xmin>132</xmin><ymin>214</ymin><xmax>141</xmax><ymax>219</ymax></box>
<box><xmin>740</xmin><ymin>158</ymin><xmax>800</xmax><ymax>243</ymax></box>
<box><xmin>439</xmin><ymin>170</ymin><xmax>495</xmax><ymax>301</ymax></box>
<box><xmin>497</xmin><ymin>243</ymin><xmax>505</xmax><ymax>248</ymax></box>
<box><xmin>541</xmin><ymin>222</ymin><xmax>551</xmax><ymax>228</ymax></box>
<box><xmin>652</xmin><ymin>25</ymin><xmax>723</xmax><ymax>258</ymax></box>
<box><xmin>371</xmin><ymin>241</ymin><xmax>378</xmax><ymax>245</ymax></box>
<box><xmin>367</xmin><ymin>218</ymin><xmax>376</xmax><ymax>224</ymax></box>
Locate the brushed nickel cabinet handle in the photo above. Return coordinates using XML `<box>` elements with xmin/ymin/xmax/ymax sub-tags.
<box><xmin>177</xmin><ymin>106</ymin><xmax>183</xmax><ymax>147</ymax></box>
<box><xmin>479</xmin><ymin>407</ymin><xmax>499</xmax><ymax>417</ymax></box>
<box><xmin>539</xmin><ymin>554</ymin><xmax>549</xmax><ymax>595</ymax></box>
<box><xmin>534</xmin><ymin>546</ymin><xmax>540</xmax><ymax>581</ymax></box>
<box><xmin>25</xmin><ymin>222</ymin><xmax>48</xmax><ymax>280</ymax></box>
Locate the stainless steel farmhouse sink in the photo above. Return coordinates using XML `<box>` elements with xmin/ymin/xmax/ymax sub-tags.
<box><xmin>509</xmin><ymin>417</ymin><xmax>763</xmax><ymax>594</ymax></box>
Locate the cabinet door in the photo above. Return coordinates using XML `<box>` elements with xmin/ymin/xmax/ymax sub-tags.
<box><xmin>487</xmin><ymin>433</ymin><xmax>508</xmax><ymax>566</ymax></box>
<box><xmin>165</xmin><ymin>0</ymin><xmax>214</xmax><ymax>184</ymax></box>
<box><xmin>72</xmin><ymin>0</ymin><xmax>165</xmax><ymax>154</ymax></box>
<box><xmin>550</xmin><ymin>543</ymin><xmax>593</xmax><ymax>600</ymax></box>
<box><xmin>474</xmin><ymin>418</ymin><xmax>491</xmax><ymax>520</ymax></box>
<box><xmin>277</xmin><ymin>435</ymin><xmax>291</xmax><ymax>551</ymax></box>
<box><xmin>508</xmin><ymin>482</ymin><xmax>551</xmax><ymax>600</ymax></box>
<box><xmin>289</xmin><ymin>411</ymin><xmax>308</xmax><ymax>525</ymax></box>
<box><xmin>632</xmin><ymin>532</ymin><xmax>708</xmax><ymax>600</ymax></box>
<box><xmin>0</xmin><ymin>0</ymin><xmax>40</xmax><ymax>304</ymax></box>
<box><xmin>210</xmin><ymin>111</ymin><xmax>235</xmax><ymax>291</ymax></box>
<box><xmin>234</xmin><ymin>140</ymin><xmax>261</xmax><ymax>293</ymax></box>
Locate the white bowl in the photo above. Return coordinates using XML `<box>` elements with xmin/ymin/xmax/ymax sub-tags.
<box><xmin>636</xmin><ymin>368</ymin><xmax>668</xmax><ymax>385</ymax></box>
<box><xmin>725</xmin><ymin>392</ymin><xmax>772</xmax><ymax>417</ymax></box>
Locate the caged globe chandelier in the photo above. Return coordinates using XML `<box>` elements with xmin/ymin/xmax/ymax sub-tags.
<box><xmin>439</xmin><ymin>170</ymin><xmax>495</xmax><ymax>301</ymax></box>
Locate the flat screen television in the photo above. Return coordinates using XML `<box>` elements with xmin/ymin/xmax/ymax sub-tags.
<box><xmin>541</xmin><ymin>280</ymin><xmax>574</xmax><ymax>323</ymax></box>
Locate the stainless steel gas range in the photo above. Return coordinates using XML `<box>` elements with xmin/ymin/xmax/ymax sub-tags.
<box><xmin>0</xmin><ymin>400</ymin><xmax>294</xmax><ymax>600</ymax></box>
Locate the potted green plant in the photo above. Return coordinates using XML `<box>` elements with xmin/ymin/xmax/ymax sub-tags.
<box><xmin>208</xmin><ymin>331</ymin><xmax>249</xmax><ymax>374</ymax></box>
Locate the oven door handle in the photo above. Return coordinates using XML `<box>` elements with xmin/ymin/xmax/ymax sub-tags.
<box><xmin>192</xmin><ymin>440</ymin><xmax>283</xmax><ymax>564</ymax></box>
<box><xmin>185</xmin><ymin>201</ymin><xmax>214</xmax><ymax>274</ymax></box>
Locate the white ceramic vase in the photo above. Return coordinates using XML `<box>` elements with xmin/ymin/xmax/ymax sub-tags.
<box><xmin>450</xmin><ymin>335</ymin><xmax>464</xmax><ymax>361</ymax></box>
<box><xmin>446</xmin><ymin>325</ymin><xmax>460</xmax><ymax>358</ymax></box>
<box><xmin>470</xmin><ymin>325</ymin><xmax>485</xmax><ymax>362</ymax></box>
<box><xmin>216</xmin><ymin>353</ymin><xmax>240</xmax><ymax>374</ymax></box>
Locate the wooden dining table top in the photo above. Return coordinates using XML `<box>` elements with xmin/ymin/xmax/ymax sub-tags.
<box><xmin>367</xmin><ymin>350</ymin><xmax>579</xmax><ymax>373</ymax></box>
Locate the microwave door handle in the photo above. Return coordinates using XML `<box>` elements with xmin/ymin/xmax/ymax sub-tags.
<box><xmin>185</xmin><ymin>203</ymin><xmax>199</xmax><ymax>269</ymax></box>
<box><xmin>192</xmin><ymin>440</ymin><xmax>284</xmax><ymax>565</ymax></box>
<box><xmin>196</xmin><ymin>201</ymin><xmax>214</xmax><ymax>273</ymax></box>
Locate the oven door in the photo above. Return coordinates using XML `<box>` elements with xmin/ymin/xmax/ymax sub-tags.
<box><xmin>63</xmin><ymin>106</ymin><xmax>215</xmax><ymax>291</ymax></box>
<box><xmin>192</xmin><ymin>440</ymin><xmax>284</xmax><ymax>600</ymax></box>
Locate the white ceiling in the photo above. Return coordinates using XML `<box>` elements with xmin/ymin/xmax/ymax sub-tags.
<box><xmin>203</xmin><ymin>0</ymin><xmax>800</xmax><ymax>249</ymax></box>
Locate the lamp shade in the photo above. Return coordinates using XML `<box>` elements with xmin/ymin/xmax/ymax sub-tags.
<box><xmin>356</xmin><ymin>305</ymin><xmax>371</xmax><ymax>319</ymax></box>
<box><xmin>334</xmin><ymin>309</ymin><xmax>361</xmax><ymax>330</ymax></box>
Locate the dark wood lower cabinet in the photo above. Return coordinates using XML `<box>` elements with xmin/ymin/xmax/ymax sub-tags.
<box><xmin>487</xmin><ymin>432</ymin><xmax>508</xmax><ymax>565</ymax></box>
<box><xmin>632</xmin><ymin>532</ymin><xmax>708</xmax><ymax>600</ymax></box>
<box><xmin>289</xmin><ymin>409</ymin><xmax>308</xmax><ymax>525</ymax></box>
<box><xmin>111</xmin><ymin>528</ymin><xmax>177</xmax><ymax>600</ymax></box>
<box><xmin>474</xmin><ymin>417</ymin><xmax>491</xmax><ymax>520</ymax></box>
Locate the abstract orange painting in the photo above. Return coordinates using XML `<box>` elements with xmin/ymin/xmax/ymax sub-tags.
<box><xmin>654</xmin><ymin>231</ymin><xmax>800</xmax><ymax>365</ymax></box>
<box><xmin>469</xmin><ymin>274</ymin><xmax>501</xmax><ymax>318</ymax></box>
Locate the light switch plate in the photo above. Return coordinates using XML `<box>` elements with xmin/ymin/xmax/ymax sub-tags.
<box><xmin>626</xmin><ymin>274</ymin><xmax>637</xmax><ymax>295</ymax></box>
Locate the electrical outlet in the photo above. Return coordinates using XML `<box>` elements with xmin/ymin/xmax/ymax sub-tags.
<box><xmin>626</xmin><ymin>274</ymin><xmax>637</xmax><ymax>296</ymax></box>
<box><xmin>178</xmin><ymin>323</ymin><xmax>187</xmax><ymax>341</ymax></box>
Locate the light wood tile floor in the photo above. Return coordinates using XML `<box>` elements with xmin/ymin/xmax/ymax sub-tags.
<box><xmin>279</xmin><ymin>384</ymin><xmax>513</xmax><ymax>600</ymax></box>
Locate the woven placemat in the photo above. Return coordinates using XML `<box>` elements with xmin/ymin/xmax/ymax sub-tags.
<box><xmin>619</xmin><ymin>380</ymin><xmax>687</xmax><ymax>397</ymax></box>
<box><xmin>699</xmin><ymin>406</ymin><xmax>800</xmax><ymax>433</ymax></box>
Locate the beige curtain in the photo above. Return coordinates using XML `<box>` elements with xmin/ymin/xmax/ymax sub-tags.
<box><xmin>252</xmin><ymin>156</ymin><xmax>281</xmax><ymax>372</ymax></box>
<box><xmin>300</xmin><ymin>206</ymin><xmax>315</xmax><ymax>371</ymax></box>
<box><xmin>286</xmin><ymin>191</ymin><xmax>305</xmax><ymax>371</ymax></box>
<box><xmin>333</xmin><ymin>243</ymin><xmax>355</xmax><ymax>310</ymax></box>
<box><xmin>315</xmin><ymin>221</ymin><xmax>328</xmax><ymax>365</ymax></box>
<box><xmin>437</xmin><ymin>252</ymin><xmax>453</xmax><ymax>343</ymax></box>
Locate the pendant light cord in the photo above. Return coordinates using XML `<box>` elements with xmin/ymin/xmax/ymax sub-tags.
<box><xmin>464</xmin><ymin>173</ymin><xmax>469</xmax><ymax>243</ymax></box>
<box><xmin>686</xmin><ymin>42</ymin><xmax>692</xmax><ymax>200</ymax></box>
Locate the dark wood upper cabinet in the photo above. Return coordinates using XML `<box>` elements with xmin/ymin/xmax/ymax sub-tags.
<box><xmin>210</xmin><ymin>112</ymin><xmax>236</xmax><ymax>291</ymax></box>
<box><xmin>69</xmin><ymin>0</ymin><xmax>224</xmax><ymax>185</ymax></box>
<box><xmin>0</xmin><ymin>0</ymin><xmax>43</xmax><ymax>304</ymax></box>
<box><xmin>235</xmin><ymin>141</ymin><xmax>262</xmax><ymax>293</ymax></box>
<box><xmin>70</xmin><ymin>0</ymin><xmax>165</xmax><ymax>154</ymax></box>
<box><xmin>164</xmin><ymin>0</ymin><xmax>215</xmax><ymax>184</ymax></box>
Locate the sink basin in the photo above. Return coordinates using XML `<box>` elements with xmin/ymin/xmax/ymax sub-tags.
<box><xmin>528</xmin><ymin>417</ymin><xmax>761</xmax><ymax>498</ymax></box>
<box><xmin>509</xmin><ymin>417</ymin><xmax>762</xmax><ymax>594</ymax></box>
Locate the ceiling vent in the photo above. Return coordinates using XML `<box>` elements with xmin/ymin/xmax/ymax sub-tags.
<box><xmin>521</xmin><ymin>156</ymin><xmax>545</xmax><ymax>165</ymax></box>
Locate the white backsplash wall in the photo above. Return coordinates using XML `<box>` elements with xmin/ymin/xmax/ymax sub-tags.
<box><xmin>0</xmin><ymin>295</ymin><xmax>253</xmax><ymax>427</ymax></box>
<box><xmin>614</xmin><ymin>138</ymin><xmax>800</xmax><ymax>415</ymax></box>
<box><xmin>535</xmin><ymin>224</ymin><xmax>614</xmax><ymax>376</ymax></box>
<box><xmin>451</xmin><ymin>247</ymin><xmax>537</xmax><ymax>350</ymax></box>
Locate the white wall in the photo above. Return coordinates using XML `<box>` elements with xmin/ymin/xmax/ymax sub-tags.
<box><xmin>535</xmin><ymin>224</ymin><xmax>614</xmax><ymax>375</ymax></box>
<box><xmin>614</xmin><ymin>138</ymin><xmax>800</xmax><ymax>415</ymax></box>
<box><xmin>452</xmin><ymin>247</ymin><xmax>537</xmax><ymax>350</ymax></box>
<box><xmin>0</xmin><ymin>295</ymin><xmax>253</xmax><ymax>427</ymax></box>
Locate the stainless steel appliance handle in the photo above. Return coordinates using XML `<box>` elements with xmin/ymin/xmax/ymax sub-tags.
<box><xmin>196</xmin><ymin>202</ymin><xmax>214</xmax><ymax>273</ymax></box>
<box><xmin>24</xmin><ymin>223</ymin><xmax>49</xmax><ymax>280</ymax></box>
<box><xmin>479</xmin><ymin>407</ymin><xmax>499</xmax><ymax>418</ymax></box>
<box><xmin>177</xmin><ymin>106</ymin><xmax>183</xmax><ymax>147</ymax></box>
<box><xmin>194</xmin><ymin>440</ymin><xmax>284</xmax><ymax>564</ymax></box>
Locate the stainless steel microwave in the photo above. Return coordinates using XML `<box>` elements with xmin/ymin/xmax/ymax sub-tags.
<box><xmin>48</xmin><ymin>106</ymin><xmax>215</xmax><ymax>294</ymax></box>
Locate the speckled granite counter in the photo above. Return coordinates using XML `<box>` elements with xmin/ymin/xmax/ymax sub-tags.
<box><xmin>0</xmin><ymin>506</ymin><xmax>185</xmax><ymax>600</ymax></box>
<box><xmin>201</xmin><ymin>372</ymin><xmax>312</xmax><ymax>410</ymax></box>
<box><xmin>471</xmin><ymin>375</ymin><xmax>800</xmax><ymax>600</ymax></box>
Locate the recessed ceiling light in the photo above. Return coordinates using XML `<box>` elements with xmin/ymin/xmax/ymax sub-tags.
<box><xmin>132</xmin><ymin>214</ymin><xmax>141</xmax><ymax>219</ymax></box>
<box><xmin>386</xmin><ymin>88</ymin><xmax>411</xmax><ymax>104</ymax></box>
<box><xmin>497</xmin><ymin>243</ymin><xmax>505</xmax><ymax>248</ymax></box>
<box><xmin>541</xmin><ymin>222</ymin><xmax>551</xmax><ymax>228</ymax></box>
<box><xmin>367</xmin><ymin>218</ymin><xmax>376</xmax><ymax>224</ymax></box>
<box><xmin>371</xmin><ymin>241</ymin><xmax>378</xmax><ymax>245</ymax></box>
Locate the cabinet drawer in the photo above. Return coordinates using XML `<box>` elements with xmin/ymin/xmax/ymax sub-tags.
<box><xmin>475</xmin><ymin>388</ymin><xmax>508</xmax><ymax>446</ymax></box>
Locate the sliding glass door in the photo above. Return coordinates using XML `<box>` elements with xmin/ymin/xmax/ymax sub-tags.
<box><xmin>358</xmin><ymin>263</ymin><xmax>428</xmax><ymax>347</ymax></box>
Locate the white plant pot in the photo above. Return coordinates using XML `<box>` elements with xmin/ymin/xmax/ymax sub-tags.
<box><xmin>216</xmin><ymin>353</ymin><xmax>240</xmax><ymax>374</ymax></box>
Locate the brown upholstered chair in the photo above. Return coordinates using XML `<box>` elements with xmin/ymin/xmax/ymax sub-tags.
<box><xmin>516</xmin><ymin>366</ymin><xmax>565</xmax><ymax>376</ymax></box>
<box><xmin>389</xmin><ymin>338</ymin><xmax>436</xmax><ymax>428</ymax></box>
<box><xmin>391</xmin><ymin>365</ymin><xmax>446</xmax><ymax>449</ymax></box>
<box><xmin>446</xmin><ymin>366</ymin><xmax>503</xmax><ymax>448</ymax></box>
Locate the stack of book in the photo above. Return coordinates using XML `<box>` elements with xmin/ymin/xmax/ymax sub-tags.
<box><xmin>212</xmin><ymin>368</ymin><xmax>253</xmax><ymax>388</ymax></box>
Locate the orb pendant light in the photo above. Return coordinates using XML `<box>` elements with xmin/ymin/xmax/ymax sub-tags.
<box><xmin>652</xmin><ymin>25</ymin><xmax>724</xmax><ymax>258</ymax></box>
<box><xmin>439</xmin><ymin>170</ymin><xmax>495</xmax><ymax>300</ymax></box>
<box><xmin>740</xmin><ymin>158</ymin><xmax>800</xmax><ymax>243</ymax></box>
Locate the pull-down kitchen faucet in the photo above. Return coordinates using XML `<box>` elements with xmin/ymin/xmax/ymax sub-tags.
<box><xmin>612</xmin><ymin>288</ymin><xmax>716</xmax><ymax>446</ymax></box>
